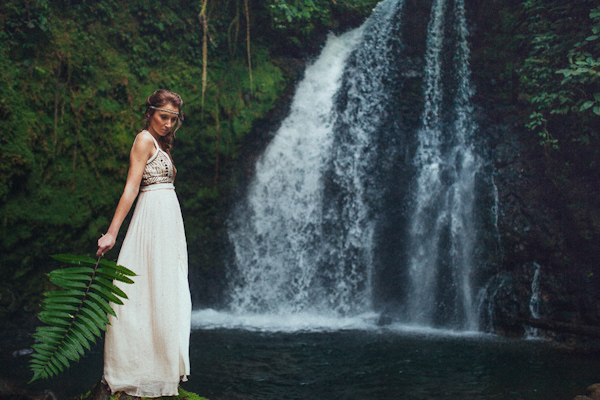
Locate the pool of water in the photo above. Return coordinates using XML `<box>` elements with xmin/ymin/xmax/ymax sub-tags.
<box><xmin>187</xmin><ymin>329</ymin><xmax>598</xmax><ymax>400</ymax></box>
<box><xmin>8</xmin><ymin>325</ymin><xmax>599</xmax><ymax>400</ymax></box>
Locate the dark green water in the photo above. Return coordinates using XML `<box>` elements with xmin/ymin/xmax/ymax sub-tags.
<box><xmin>8</xmin><ymin>329</ymin><xmax>599</xmax><ymax>400</ymax></box>
<box><xmin>187</xmin><ymin>329</ymin><xmax>599</xmax><ymax>400</ymax></box>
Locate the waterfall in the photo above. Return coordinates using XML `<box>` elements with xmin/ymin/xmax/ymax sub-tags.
<box><xmin>405</xmin><ymin>0</ymin><xmax>481</xmax><ymax>330</ymax></box>
<box><xmin>529</xmin><ymin>263</ymin><xmax>542</xmax><ymax>320</ymax></box>
<box><xmin>491</xmin><ymin>151</ymin><xmax>504</xmax><ymax>261</ymax></box>
<box><xmin>227</xmin><ymin>28</ymin><xmax>364</xmax><ymax>315</ymax></box>
<box><xmin>215</xmin><ymin>0</ymin><xmax>485</xmax><ymax>332</ymax></box>
<box><xmin>526</xmin><ymin>262</ymin><xmax>543</xmax><ymax>338</ymax></box>
<box><xmin>227</xmin><ymin>0</ymin><xmax>404</xmax><ymax>318</ymax></box>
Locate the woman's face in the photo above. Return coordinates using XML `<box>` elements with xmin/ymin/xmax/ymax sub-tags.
<box><xmin>148</xmin><ymin>103</ymin><xmax>179</xmax><ymax>137</ymax></box>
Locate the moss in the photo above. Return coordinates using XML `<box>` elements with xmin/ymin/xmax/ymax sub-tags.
<box><xmin>106</xmin><ymin>388</ymin><xmax>209</xmax><ymax>400</ymax></box>
<box><xmin>80</xmin><ymin>384</ymin><xmax>209</xmax><ymax>400</ymax></box>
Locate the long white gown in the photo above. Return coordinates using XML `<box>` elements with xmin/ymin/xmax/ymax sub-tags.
<box><xmin>103</xmin><ymin>130</ymin><xmax>191</xmax><ymax>397</ymax></box>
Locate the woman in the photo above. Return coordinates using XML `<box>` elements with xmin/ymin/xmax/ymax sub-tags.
<box><xmin>97</xmin><ymin>89</ymin><xmax>192</xmax><ymax>397</ymax></box>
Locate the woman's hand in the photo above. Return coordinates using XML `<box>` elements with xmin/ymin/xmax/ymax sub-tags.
<box><xmin>97</xmin><ymin>233</ymin><xmax>116</xmax><ymax>257</ymax></box>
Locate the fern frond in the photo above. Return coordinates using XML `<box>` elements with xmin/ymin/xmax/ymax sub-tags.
<box><xmin>29</xmin><ymin>254</ymin><xmax>135</xmax><ymax>382</ymax></box>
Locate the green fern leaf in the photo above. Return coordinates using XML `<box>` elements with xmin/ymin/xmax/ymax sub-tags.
<box><xmin>86</xmin><ymin>292</ymin><xmax>116</xmax><ymax>317</ymax></box>
<box><xmin>82</xmin><ymin>299</ymin><xmax>110</xmax><ymax>324</ymax></box>
<box><xmin>64</xmin><ymin>336</ymin><xmax>86</xmax><ymax>356</ymax></box>
<box><xmin>72</xmin><ymin>321</ymin><xmax>97</xmax><ymax>343</ymax></box>
<box><xmin>29</xmin><ymin>254</ymin><xmax>135</xmax><ymax>383</ymax></box>
<box><xmin>94</xmin><ymin>276</ymin><xmax>129</xmax><ymax>299</ymax></box>
<box><xmin>44</xmin><ymin>290</ymin><xmax>85</xmax><ymax>301</ymax></box>
<box><xmin>96</xmin><ymin>267</ymin><xmax>135</xmax><ymax>284</ymax></box>
<box><xmin>48</xmin><ymin>276</ymin><xmax>88</xmax><ymax>290</ymax></box>
<box><xmin>90</xmin><ymin>283</ymin><xmax>124</xmax><ymax>305</ymax></box>
<box><xmin>51</xmin><ymin>254</ymin><xmax>98</xmax><ymax>265</ymax></box>
<box><xmin>77</xmin><ymin>313</ymin><xmax>102</xmax><ymax>337</ymax></box>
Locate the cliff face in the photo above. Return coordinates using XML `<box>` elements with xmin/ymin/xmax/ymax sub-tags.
<box><xmin>467</xmin><ymin>0</ymin><xmax>600</xmax><ymax>339</ymax></box>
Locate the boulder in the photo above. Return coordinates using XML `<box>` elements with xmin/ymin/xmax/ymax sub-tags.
<box><xmin>586</xmin><ymin>383</ymin><xmax>600</xmax><ymax>400</ymax></box>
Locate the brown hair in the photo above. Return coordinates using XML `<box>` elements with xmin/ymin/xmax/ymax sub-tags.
<box><xmin>143</xmin><ymin>89</ymin><xmax>184</xmax><ymax>151</ymax></box>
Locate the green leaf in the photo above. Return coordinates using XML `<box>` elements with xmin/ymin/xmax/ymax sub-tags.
<box><xmin>43</xmin><ymin>303</ymin><xmax>79</xmax><ymax>313</ymax></box>
<box><xmin>38</xmin><ymin>314</ymin><xmax>72</xmax><ymax>328</ymax></box>
<box><xmin>44</xmin><ymin>290</ymin><xmax>85</xmax><ymax>299</ymax></box>
<box><xmin>50</xmin><ymin>266</ymin><xmax>95</xmax><ymax>276</ymax></box>
<box><xmin>57</xmin><ymin>341</ymin><xmax>80</xmax><ymax>361</ymax></box>
<box><xmin>90</xmin><ymin>283</ymin><xmax>123</xmax><ymax>305</ymax></box>
<box><xmin>95</xmin><ymin>276</ymin><xmax>128</xmax><ymax>299</ymax></box>
<box><xmin>46</xmin><ymin>361</ymin><xmax>59</xmax><ymax>376</ymax></box>
<box><xmin>43</xmin><ymin>295</ymin><xmax>83</xmax><ymax>305</ymax></box>
<box><xmin>83</xmin><ymin>299</ymin><xmax>110</xmax><ymax>323</ymax></box>
<box><xmin>54</xmin><ymin>352</ymin><xmax>71</xmax><ymax>369</ymax></box>
<box><xmin>65</xmin><ymin>335</ymin><xmax>85</xmax><ymax>356</ymax></box>
<box><xmin>29</xmin><ymin>254</ymin><xmax>134</xmax><ymax>382</ymax></box>
<box><xmin>99</xmin><ymin>260</ymin><xmax>136</xmax><ymax>276</ymax></box>
<box><xmin>68</xmin><ymin>327</ymin><xmax>91</xmax><ymax>351</ymax></box>
<box><xmin>73</xmin><ymin>321</ymin><xmax>97</xmax><ymax>343</ymax></box>
<box><xmin>96</xmin><ymin>267</ymin><xmax>135</xmax><ymax>284</ymax></box>
<box><xmin>87</xmin><ymin>292</ymin><xmax>116</xmax><ymax>317</ymax></box>
<box><xmin>580</xmin><ymin>101</ymin><xmax>594</xmax><ymax>110</ymax></box>
<box><xmin>79</xmin><ymin>304</ymin><xmax>109</xmax><ymax>327</ymax></box>
<box><xmin>32</xmin><ymin>343</ymin><xmax>57</xmax><ymax>354</ymax></box>
<box><xmin>51</xmin><ymin>254</ymin><xmax>98</xmax><ymax>266</ymax></box>
<box><xmin>50</xmin><ymin>357</ymin><xmax>65</xmax><ymax>373</ymax></box>
<box><xmin>48</xmin><ymin>276</ymin><xmax>88</xmax><ymax>290</ymax></box>
<box><xmin>77</xmin><ymin>313</ymin><xmax>102</xmax><ymax>337</ymax></box>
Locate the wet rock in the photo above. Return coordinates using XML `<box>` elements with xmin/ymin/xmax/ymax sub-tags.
<box><xmin>587</xmin><ymin>383</ymin><xmax>600</xmax><ymax>400</ymax></box>
<box><xmin>87</xmin><ymin>381</ymin><xmax>112</xmax><ymax>400</ymax></box>
<box><xmin>12</xmin><ymin>349</ymin><xmax>33</xmax><ymax>358</ymax></box>
<box><xmin>0</xmin><ymin>378</ymin><xmax>27</xmax><ymax>399</ymax></box>
<box><xmin>0</xmin><ymin>378</ymin><xmax>56</xmax><ymax>400</ymax></box>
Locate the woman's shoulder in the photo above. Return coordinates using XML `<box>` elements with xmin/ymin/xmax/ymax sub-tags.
<box><xmin>131</xmin><ymin>130</ymin><xmax>158</xmax><ymax>157</ymax></box>
<box><xmin>134</xmin><ymin>130</ymin><xmax>157</xmax><ymax>147</ymax></box>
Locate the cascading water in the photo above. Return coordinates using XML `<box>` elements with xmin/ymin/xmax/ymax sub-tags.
<box><xmin>210</xmin><ymin>0</ymin><xmax>486</xmax><ymax>332</ymax></box>
<box><xmin>404</xmin><ymin>0</ymin><xmax>481</xmax><ymax>330</ymax></box>
<box><xmin>526</xmin><ymin>262</ymin><xmax>543</xmax><ymax>338</ymax></box>
<box><xmin>226</xmin><ymin>0</ymin><xmax>403</xmax><ymax>322</ymax></box>
<box><xmin>226</xmin><ymin>26</ymin><xmax>365</xmax><ymax>316</ymax></box>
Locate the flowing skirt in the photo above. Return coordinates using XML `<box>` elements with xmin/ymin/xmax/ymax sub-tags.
<box><xmin>104</xmin><ymin>183</ymin><xmax>191</xmax><ymax>397</ymax></box>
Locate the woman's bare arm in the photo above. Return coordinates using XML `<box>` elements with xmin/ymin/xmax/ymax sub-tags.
<box><xmin>97</xmin><ymin>133</ymin><xmax>155</xmax><ymax>256</ymax></box>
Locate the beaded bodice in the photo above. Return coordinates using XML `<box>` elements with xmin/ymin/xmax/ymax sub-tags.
<box><xmin>140</xmin><ymin>131</ymin><xmax>174</xmax><ymax>186</ymax></box>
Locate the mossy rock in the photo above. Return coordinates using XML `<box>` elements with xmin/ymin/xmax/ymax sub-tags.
<box><xmin>82</xmin><ymin>382</ymin><xmax>209</xmax><ymax>400</ymax></box>
<box><xmin>106</xmin><ymin>388</ymin><xmax>209</xmax><ymax>400</ymax></box>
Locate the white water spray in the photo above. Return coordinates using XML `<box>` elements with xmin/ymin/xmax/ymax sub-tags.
<box><xmin>405</xmin><ymin>0</ymin><xmax>481</xmax><ymax>330</ymax></box>
<box><xmin>226</xmin><ymin>0</ymin><xmax>403</xmax><ymax>318</ymax></box>
<box><xmin>526</xmin><ymin>262</ymin><xmax>543</xmax><ymax>338</ymax></box>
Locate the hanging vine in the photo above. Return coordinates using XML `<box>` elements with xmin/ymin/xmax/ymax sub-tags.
<box><xmin>244</xmin><ymin>0</ymin><xmax>254</xmax><ymax>94</ymax></box>
<box><xmin>199</xmin><ymin>0</ymin><xmax>209</xmax><ymax>109</ymax></box>
<box><xmin>213</xmin><ymin>99</ymin><xmax>220</xmax><ymax>187</ymax></box>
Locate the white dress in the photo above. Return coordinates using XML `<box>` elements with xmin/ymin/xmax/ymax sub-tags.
<box><xmin>104</xmin><ymin>130</ymin><xmax>191</xmax><ymax>397</ymax></box>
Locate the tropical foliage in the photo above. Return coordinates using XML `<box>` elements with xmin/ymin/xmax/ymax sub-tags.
<box><xmin>519</xmin><ymin>0</ymin><xmax>600</xmax><ymax>148</ymax></box>
<box><xmin>29</xmin><ymin>254</ymin><xmax>135</xmax><ymax>382</ymax></box>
